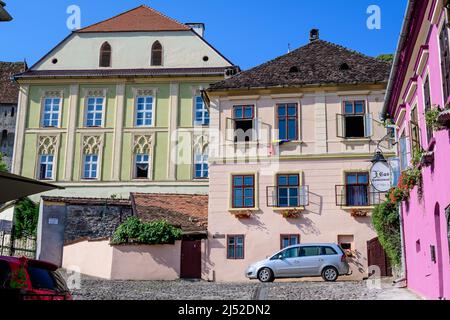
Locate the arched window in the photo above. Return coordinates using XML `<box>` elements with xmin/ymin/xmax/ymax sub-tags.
<box><xmin>151</xmin><ymin>41</ymin><xmax>163</xmax><ymax>66</ymax></box>
<box><xmin>99</xmin><ymin>42</ymin><xmax>112</xmax><ymax>67</ymax></box>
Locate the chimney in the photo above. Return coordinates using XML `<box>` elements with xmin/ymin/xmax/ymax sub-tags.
<box><xmin>186</xmin><ymin>23</ymin><xmax>205</xmax><ymax>38</ymax></box>
<box><xmin>309</xmin><ymin>29</ymin><xmax>319</xmax><ymax>42</ymax></box>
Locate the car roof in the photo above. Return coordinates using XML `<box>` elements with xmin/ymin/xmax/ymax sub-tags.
<box><xmin>284</xmin><ymin>243</ymin><xmax>339</xmax><ymax>249</ymax></box>
<box><xmin>0</xmin><ymin>256</ymin><xmax>58</xmax><ymax>271</ymax></box>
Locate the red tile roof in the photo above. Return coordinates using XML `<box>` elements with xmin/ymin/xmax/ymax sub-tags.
<box><xmin>131</xmin><ymin>193</ymin><xmax>208</xmax><ymax>233</ymax></box>
<box><xmin>0</xmin><ymin>62</ymin><xmax>25</xmax><ymax>104</ymax></box>
<box><xmin>77</xmin><ymin>5</ymin><xmax>191</xmax><ymax>33</ymax></box>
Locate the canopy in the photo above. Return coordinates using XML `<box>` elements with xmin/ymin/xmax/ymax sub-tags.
<box><xmin>0</xmin><ymin>171</ymin><xmax>63</xmax><ymax>203</ymax></box>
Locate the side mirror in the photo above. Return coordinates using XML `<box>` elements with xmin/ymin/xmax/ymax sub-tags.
<box><xmin>278</xmin><ymin>254</ymin><xmax>284</xmax><ymax>260</ymax></box>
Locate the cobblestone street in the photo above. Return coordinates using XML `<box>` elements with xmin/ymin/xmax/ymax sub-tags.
<box><xmin>67</xmin><ymin>274</ymin><xmax>421</xmax><ymax>300</ymax></box>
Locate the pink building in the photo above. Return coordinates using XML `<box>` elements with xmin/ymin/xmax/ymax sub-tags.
<box><xmin>205</xmin><ymin>31</ymin><xmax>394</xmax><ymax>282</ymax></box>
<box><xmin>383</xmin><ymin>0</ymin><xmax>450</xmax><ymax>300</ymax></box>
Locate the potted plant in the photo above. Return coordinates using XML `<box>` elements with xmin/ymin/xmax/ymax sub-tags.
<box><xmin>349</xmin><ymin>209</ymin><xmax>368</xmax><ymax>217</ymax></box>
<box><xmin>280</xmin><ymin>209</ymin><xmax>302</xmax><ymax>218</ymax></box>
<box><xmin>232</xmin><ymin>210</ymin><xmax>253</xmax><ymax>219</ymax></box>
<box><xmin>437</xmin><ymin>102</ymin><xmax>450</xmax><ymax>127</ymax></box>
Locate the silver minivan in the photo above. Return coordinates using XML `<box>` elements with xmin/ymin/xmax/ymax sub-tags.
<box><xmin>245</xmin><ymin>243</ymin><xmax>351</xmax><ymax>282</ymax></box>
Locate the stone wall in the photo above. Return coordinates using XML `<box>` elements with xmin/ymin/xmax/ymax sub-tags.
<box><xmin>64</xmin><ymin>204</ymin><xmax>133</xmax><ymax>243</ymax></box>
<box><xmin>0</xmin><ymin>104</ymin><xmax>16</xmax><ymax>171</ymax></box>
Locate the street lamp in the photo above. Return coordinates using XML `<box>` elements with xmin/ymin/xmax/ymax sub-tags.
<box><xmin>0</xmin><ymin>1</ymin><xmax>12</xmax><ymax>22</ymax></box>
<box><xmin>371</xmin><ymin>150</ymin><xmax>387</xmax><ymax>164</ymax></box>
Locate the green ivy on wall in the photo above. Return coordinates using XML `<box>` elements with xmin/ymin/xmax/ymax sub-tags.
<box><xmin>14</xmin><ymin>198</ymin><xmax>39</xmax><ymax>238</ymax></box>
<box><xmin>111</xmin><ymin>217</ymin><xmax>182</xmax><ymax>245</ymax></box>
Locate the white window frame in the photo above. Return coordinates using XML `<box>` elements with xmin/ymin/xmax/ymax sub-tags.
<box><xmin>194</xmin><ymin>96</ymin><xmax>209</xmax><ymax>126</ymax></box>
<box><xmin>134</xmin><ymin>153</ymin><xmax>151</xmax><ymax>179</ymax></box>
<box><xmin>83</xmin><ymin>154</ymin><xmax>99</xmax><ymax>180</ymax></box>
<box><xmin>38</xmin><ymin>154</ymin><xmax>54</xmax><ymax>180</ymax></box>
<box><xmin>41</xmin><ymin>97</ymin><xmax>61</xmax><ymax>128</ymax></box>
<box><xmin>135</xmin><ymin>96</ymin><xmax>154</xmax><ymax>127</ymax></box>
<box><xmin>85</xmin><ymin>96</ymin><xmax>105</xmax><ymax>127</ymax></box>
<box><xmin>194</xmin><ymin>152</ymin><xmax>209</xmax><ymax>179</ymax></box>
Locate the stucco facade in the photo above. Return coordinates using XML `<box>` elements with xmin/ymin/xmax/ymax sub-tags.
<box><xmin>205</xmin><ymin>84</ymin><xmax>394</xmax><ymax>282</ymax></box>
<box><xmin>11</xmin><ymin>6</ymin><xmax>234</xmax><ymax>199</ymax></box>
<box><xmin>384</xmin><ymin>0</ymin><xmax>450</xmax><ymax>300</ymax></box>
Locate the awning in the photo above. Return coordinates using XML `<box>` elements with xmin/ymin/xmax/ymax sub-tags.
<box><xmin>0</xmin><ymin>1</ymin><xmax>12</xmax><ymax>22</ymax></box>
<box><xmin>0</xmin><ymin>171</ymin><xmax>63</xmax><ymax>203</ymax></box>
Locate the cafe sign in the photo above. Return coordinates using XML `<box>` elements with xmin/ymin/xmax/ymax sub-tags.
<box><xmin>370</xmin><ymin>161</ymin><xmax>392</xmax><ymax>192</ymax></box>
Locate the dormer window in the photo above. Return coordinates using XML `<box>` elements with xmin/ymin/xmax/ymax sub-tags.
<box><xmin>99</xmin><ymin>42</ymin><xmax>112</xmax><ymax>68</ymax></box>
<box><xmin>151</xmin><ymin>41</ymin><xmax>163</xmax><ymax>66</ymax></box>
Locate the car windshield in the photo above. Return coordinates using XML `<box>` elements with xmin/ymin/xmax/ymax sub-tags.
<box><xmin>27</xmin><ymin>266</ymin><xmax>68</xmax><ymax>293</ymax></box>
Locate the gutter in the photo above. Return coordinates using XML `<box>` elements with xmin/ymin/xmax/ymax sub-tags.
<box><xmin>381</xmin><ymin>0</ymin><xmax>416</xmax><ymax>120</ymax></box>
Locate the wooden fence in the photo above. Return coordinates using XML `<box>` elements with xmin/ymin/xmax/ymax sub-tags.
<box><xmin>0</xmin><ymin>231</ymin><xmax>36</xmax><ymax>258</ymax></box>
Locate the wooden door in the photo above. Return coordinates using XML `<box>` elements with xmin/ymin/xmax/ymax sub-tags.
<box><xmin>367</xmin><ymin>237</ymin><xmax>392</xmax><ymax>277</ymax></box>
<box><xmin>180</xmin><ymin>240</ymin><xmax>202</xmax><ymax>279</ymax></box>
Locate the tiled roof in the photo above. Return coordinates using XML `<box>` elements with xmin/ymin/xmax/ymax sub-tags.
<box><xmin>41</xmin><ymin>196</ymin><xmax>131</xmax><ymax>206</ymax></box>
<box><xmin>77</xmin><ymin>5</ymin><xmax>190</xmax><ymax>33</ymax></box>
<box><xmin>131</xmin><ymin>193</ymin><xmax>208</xmax><ymax>233</ymax></box>
<box><xmin>0</xmin><ymin>62</ymin><xmax>25</xmax><ymax>104</ymax></box>
<box><xmin>13</xmin><ymin>67</ymin><xmax>228</xmax><ymax>79</ymax></box>
<box><xmin>209</xmin><ymin>40</ymin><xmax>391</xmax><ymax>91</ymax></box>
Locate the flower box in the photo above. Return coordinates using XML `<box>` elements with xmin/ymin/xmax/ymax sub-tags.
<box><xmin>278</xmin><ymin>208</ymin><xmax>303</xmax><ymax>219</ymax></box>
<box><xmin>349</xmin><ymin>209</ymin><xmax>369</xmax><ymax>218</ymax></box>
<box><xmin>420</xmin><ymin>151</ymin><xmax>434</xmax><ymax>167</ymax></box>
<box><xmin>231</xmin><ymin>210</ymin><xmax>253</xmax><ymax>219</ymax></box>
<box><xmin>437</xmin><ymin>109</ymin><xmax>450</xmax><ymax>128</ymax></box>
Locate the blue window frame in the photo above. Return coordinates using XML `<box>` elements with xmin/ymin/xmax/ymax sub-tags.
<box><xmin>277</xmin><ymin>104</ymin><xmax>298</xmax><ymax>141</ymax></box>
<box><xmin>135</xmin><ymin>96</ymin><xmax>154</xmax><ymax>127</ymax></box>
<box><xmin>281</xmin><ymin>234</ymin><xmax>300</xmax><ymax>249</ymax></box>
<box><xmin>42</xmin><ymin>98</ymin><xmax>61</xmax><ymax>127</ymax></box>
<box><xmin>38</xmin><ymin>155</ymin><xmax>54</xmax><ymax>180</ymax></box>
<box><xmin>194</xmin><ymin>152</ymin><xmax>208</xmax><ymax>179</ymax></box>
<box><xmin>277</xmin><ymin>174</ymin><xmax>300</xmax><ymax>207</ymax></box>
<box><xmin>85</xmin><ymin>97</ymin><xmax>104</xmax><ymax>127</ymax></box>
<box><xmin>227</xmin><ymin>235</ymin><xmax>245</xmax><ymax>259</ymax></box>
<box><xmin>345</xmin><ymin>172</ymin><xmax>369</xmax><ymax>207</ymax></box>
<box><xmin>135</xmin><ymin>154</ymin><xmax>150</xmax><ymax>179</ymax></box>
<box><xmin>83</xmin><ymin>154</ymin><xmax>99</xmax><ymax>179</ymax></box>
<box><xmin>194</xmin><ymin>96</ymin><xmax>209</xmax><ymax>126</ymax></box>
<box><xmin>232</xmin><ymin>175</ymin><xmax>255</xmax><ymax>208</ymax></box>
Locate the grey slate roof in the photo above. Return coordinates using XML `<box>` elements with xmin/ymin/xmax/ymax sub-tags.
<box><xmin>209</xmin><ymin>40</ymin><xmax>391</xmax><ymax>91</ymax></box>
<box><xmin>14</xmin><ymin>67</ymin><xmax>228</xmax><ymax>80</ymax></box>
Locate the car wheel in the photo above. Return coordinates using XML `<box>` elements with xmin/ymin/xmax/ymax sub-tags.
<box><xmin>257</xmin><ymin>268</ymin><xmax>274</xmax><ymax>283</ymax></box>
<box><xmin>322</xmin><ymin>266</ymin><xmax>338</xmax><ymax>282</ymax></box>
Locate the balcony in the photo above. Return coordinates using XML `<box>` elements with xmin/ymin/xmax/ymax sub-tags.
<box><xmin>335</xmin><ymin>184</ymin><xmax>386</xmax><ymax>209</ymax></box>
<box><xmin>266</xmin><ymin>186</ymin><xmax>310</xmax><ymax>208</ymax></box>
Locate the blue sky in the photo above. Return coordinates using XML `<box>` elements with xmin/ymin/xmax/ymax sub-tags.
<box><xmin>0</xmin><ymin>0</ymin><xmax>407</xmax><ymax>70</ymax></box>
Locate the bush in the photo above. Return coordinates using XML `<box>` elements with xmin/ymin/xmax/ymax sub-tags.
<box><xmin>0</xmin><ymin>153</ymin><xmax>8</xmax><ymax>172</ymax></box>
<box><xmin>111</xmin><ymin>217</ymin><xmax>182</xmax><ymax>245</ymax></box>
<box><xmin>14</xmin><ymin>198</ymin><xmax>39</xmax><ymax>238</ymax></box>
<box><xmin>372</xmin><ymin>200</ymin><xmax>402</xmax><ymax>267</ymax></box>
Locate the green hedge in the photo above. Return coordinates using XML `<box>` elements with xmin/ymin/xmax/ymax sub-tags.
<box><xmin>111</xmin><ymin>217</ymin><xmax>182</xmax><ymax>245</ymax></box>
<box><xmin>372</xmin><ymin>200</ymin><xmax>402</xmax><ymax>267</ymax></box>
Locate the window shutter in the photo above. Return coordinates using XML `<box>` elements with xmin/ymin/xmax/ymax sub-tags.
<box><xmin>336</xmin><ymin>114</ymin><xmax>345</xmax><ymax>138</ymax></box>
<box><xmin>226</xmin><ymin>118</ymin><xmax>235</xmax><ymax>142</ymax></box>
<box><xmin>253</xmin><ymin>118</ymin><xmax>262</xmax><ymax>142</ymax></box>
<box><xmin>300</xmin><ymin>186</ymin><xmax>309</xmax><ymax>206</ymax></box>
<box><xmin>364</xmin><ymin>113</ymin><xmax>373</xmax><ymax>138</ymax></box>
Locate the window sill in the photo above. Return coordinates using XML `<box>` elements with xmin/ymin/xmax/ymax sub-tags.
<box><xmin>341</xmin><ymin>138</ymin><xmax>371</xmax><ymax>143</ymax></box>
<box><xmin>229</xmin><ymin>208</ymin><xmax>259</xmax><ymax>212</ymax></box>
<box><xmin>341</xmin><ymin>206</ymin><xmax>374</xmax><ymax>211</ymax></box>
<box><xmin>273</xmin><ymin>207</ymin><xmax>305</xmax><ymax>212</ymax></box>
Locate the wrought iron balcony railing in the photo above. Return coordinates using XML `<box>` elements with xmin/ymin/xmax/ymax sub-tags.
<box><xmin>335</xmin><ymin>184</ymin><xmax>387</xmax><ymax>207</ymax></box>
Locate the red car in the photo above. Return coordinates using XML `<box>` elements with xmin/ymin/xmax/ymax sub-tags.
<box><xmin>0</xmin><ymin>256</ymin><xmax>72</xmax><ymax>300</ymax></box>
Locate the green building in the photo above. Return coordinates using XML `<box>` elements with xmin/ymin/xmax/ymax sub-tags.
<box><xmin>12</xmin><ymin>5</ymin><xmax>235</xmax><ymax>198</ymax></box>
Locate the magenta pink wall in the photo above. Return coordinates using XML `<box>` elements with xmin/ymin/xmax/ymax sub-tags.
<box><xmin>393</xmin><ymin>4</ymin><xmax>450</xmax><ymax>300</ymax></box>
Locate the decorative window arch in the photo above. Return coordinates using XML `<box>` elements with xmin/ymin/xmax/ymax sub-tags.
<box><xmin>37</xmin><ymin>136</ymin><xmax>59</xmax><ymax>181</ymax></box>
<box><xmin>99</xmin><ymin>42</ymin><xmax>112</xmax><ymax>67</ymax></box>
<box><xmin>38</xmin><ymin>136</ymin><xmax>59</xmax><ymax>155</ymax></box>
<box><xmin>151</xmin><ymin>41</ymin><xmax>163</xmax><ymax>66</ymax></box>
<box><xmin>133</xmin><ymin>135</ymin><xmax>154</xmax><ymax>180</ymax></box>
<box><xmin>83</xmin><ymin>135</ymin><xmax>103</xmax><ymax>155</ymax></box>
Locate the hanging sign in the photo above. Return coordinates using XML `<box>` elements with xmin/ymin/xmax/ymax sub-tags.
<box><xmin>370</xmin><ymin>161</ymin><xmax>392</xmax><ymax>192</ymax></box>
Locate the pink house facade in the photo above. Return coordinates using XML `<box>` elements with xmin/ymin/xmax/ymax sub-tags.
<box><xmin>383</xmin><ymin>0</ymin><xmax>450</xmax><ymax>300</ymax></box>
<box><xmin>205</xmin><ymin>33</ymin><xmax>394</xmax><ymax>282</ymax></box>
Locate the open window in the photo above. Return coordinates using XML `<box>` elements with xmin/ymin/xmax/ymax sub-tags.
<box><xmin>337</xmin><ymin>101</ymin><xmax>372</xmax><ymax>139</ymax></box>
<box><xmin>226</xmin><ymin>105</ymin><xmax>260</xmax><ymax>143</ymax></box>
